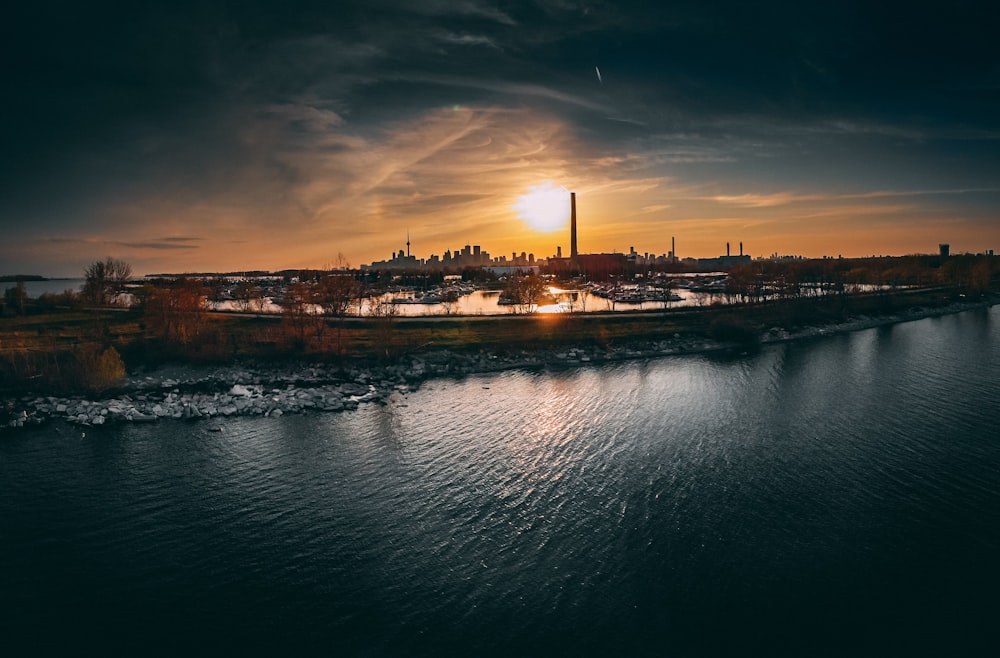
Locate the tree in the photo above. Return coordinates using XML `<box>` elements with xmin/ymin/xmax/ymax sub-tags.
<box><xmin>368</xmin><ymin>296</ymin><xmax>398</xmax><ymax>358</ymax></box>
<box><xmin>4</xmin><ymin>281</ymin><xmax>27</xmax><ymax>315</ymax></box>
<box><xmin>144</xmin><ymin>278</ymin><xmax>208</xmax><ymax>344</ymax></box>
<box><xmin>439</xmin><ymin>288</ymin><xmax>460</xmax><ymax>315</ymax></box>
<box><xmin>234</xmin><ymin>280</ymin><xmax>264</xmax><ymax>313</ymax></box>
<box><xmin>281</xmin><ymin>281</ymin><xmax>314</xmax><ymax>348</ymax></box>
<box><xmin>83</xmin><ymin>257</ymin><xmax>132</xmax><ymax>306</ymax></box>
<box><xmin>502</xmin><ymin>273</ymin><xmax>548</xmax><ymax>314</ymax></box>
<box><xmin>316</xmin><ymin>274</ymin><xmax>361</xmax><ymax>353</ymax></box>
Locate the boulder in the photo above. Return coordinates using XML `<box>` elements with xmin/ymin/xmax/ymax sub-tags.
<box><xmin>230</xmin><ymin>384</ymin><xmax>253</xmax><ymax>397</ymax></box>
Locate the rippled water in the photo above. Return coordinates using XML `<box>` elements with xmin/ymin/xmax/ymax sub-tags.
<box><xmin>3</xmin><ymin>308</ymin><xmax>999</xmax><ymax>656</ymax></box>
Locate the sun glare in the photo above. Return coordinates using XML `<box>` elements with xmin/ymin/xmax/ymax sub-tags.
<box><xmin>514</xmin><ymin>181</ymin><xmax>571</xmax><ymax>232</ymax></box>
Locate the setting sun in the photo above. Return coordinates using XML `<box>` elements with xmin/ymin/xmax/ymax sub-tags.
<box><xmin>513</xmin><ymin>181</ymin><xmax>571</xmax><ymax>233</ymax></box>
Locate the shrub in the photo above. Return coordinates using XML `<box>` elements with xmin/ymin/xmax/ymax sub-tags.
<box><xmin>708</xmin><ymin>314</ymin><xmax>760</xmax><ymax>346</ymax></box>
<box><xmin>71</xmin><ymin>345</ymin><xmax>126</xmax><ymax>394</ymax></box>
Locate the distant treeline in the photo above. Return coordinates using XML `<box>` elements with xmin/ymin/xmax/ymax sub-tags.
<box><xmin>0</xmin><ymin>274</ymin><xmax>45</xmax><ymax>282</ymax></box>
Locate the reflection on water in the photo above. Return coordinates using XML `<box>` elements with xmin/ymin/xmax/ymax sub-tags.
<box><xmin>382</xmin><ymin>288</ymin><xmax>718</xmax><ymax>316</ymax></box>
<box><xmin>1</xmin><ymin>307</ymin><xmax>998</xmax><ymax>655</ymax></box>
<box><xmin>209</xmin><ymin>288</ymin><xmax>719</xmax><ymax>316</ymax></box>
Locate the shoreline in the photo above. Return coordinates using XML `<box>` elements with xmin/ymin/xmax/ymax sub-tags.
<box><xmin>3</xmin><ymin>296</ymin><xmax>996</xmax><ymax>431</ymax></box>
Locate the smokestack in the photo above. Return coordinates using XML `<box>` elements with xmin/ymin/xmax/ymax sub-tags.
<box><xmin>740</xmin><ymin>241</ymin><xmax>743</xmax><ymax>257</ymax></box>
<box><xmin>570</xmin><ymin>192</ymin><xmax>578</xmax><ymax>261</ymax></box>
<box><xmin>672</xmin><ymin>236</ymin><xmax>676</xmax><ymax>263</ymax></box>
<box><xmin>727</xmin><ymin>242</ymin><xmax>730</xmax><ymax>257</ymax></box>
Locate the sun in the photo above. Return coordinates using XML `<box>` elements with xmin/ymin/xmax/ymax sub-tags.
<box><xmin>514</xmin><ymin>181</ymin><xmax>571</xmax><ymax>232</ymax></box>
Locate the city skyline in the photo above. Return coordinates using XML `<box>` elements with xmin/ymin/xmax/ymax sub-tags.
<box><xmin>3</xmin><ymin>1</ymin><xmax>999</xmax><ymax>277</ymax></box>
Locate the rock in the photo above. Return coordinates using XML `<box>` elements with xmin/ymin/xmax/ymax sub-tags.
<box><xmin>339</xmin><ymin>383</ymin><xmax>369</xmax><ymax>397</ymax></box>
<box><xmin>230</xmin><ymin>384</ymin><xmax>253</xmax><ymax>397</ymax></box>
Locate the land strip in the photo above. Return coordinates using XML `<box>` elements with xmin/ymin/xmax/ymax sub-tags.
<box><xmin>2</xmin><ymin>286</ymin><xmax>996</xmax><ymax>431</ymax></box>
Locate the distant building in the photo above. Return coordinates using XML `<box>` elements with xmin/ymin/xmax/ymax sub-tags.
<box><xmin>576</xmin><ymin>253</ymin><xmax>629</xmax><ymax>279</ymax></box>
<box><xmin>697</xmin><ymin>242</ymin><xmax>751</xmax><ymax>269</ymax></box>
<box><xmin>940</xmin><ymin>243</ymin><xmax>950</xmax><ymax>258</ymax></box>
<box><xmin>697</xmin><ymin>255</ymin><xmax>751</xmax><ymax>269</ymax></box>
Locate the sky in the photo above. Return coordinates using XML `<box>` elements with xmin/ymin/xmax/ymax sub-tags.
<box><xmin>2</xmin><ymin>0</ymin><xmax>998</xmax><ymax>276</ymax></box>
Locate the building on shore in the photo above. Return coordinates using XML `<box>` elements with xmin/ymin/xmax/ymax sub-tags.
<box><xmin>697</xmin><ymin>241</ymin><xmax>751</xmax><ymax>269</ymax></box>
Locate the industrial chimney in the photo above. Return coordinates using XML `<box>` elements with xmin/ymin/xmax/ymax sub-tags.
<box><xmin>570</xmin><ymin>192</ymin><xmax>578</xmax><ymax>262</ymax></box>
<box><xmin>740</xmin><ymin>241</ymin><xmax>743</xmax><ymax>257</ymax></box>
<box><xmin>727</xmin><ymin>242</ymin><xmax>730</xmax><ymax>257</ymax></box>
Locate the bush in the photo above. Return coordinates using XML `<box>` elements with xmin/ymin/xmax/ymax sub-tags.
<box><xmin>708</xmin><ymin>314</ymin><xmax>760</xmax><ymax>346</ymax></box>
<box><xmin>70</xmin><ymin>345</ymin><xmax>126</xmax><ymax>394</ymax></box>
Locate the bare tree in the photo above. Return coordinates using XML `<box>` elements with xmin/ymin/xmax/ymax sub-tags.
<box><xmin>281</xmin><ymin>281</ymin><xmax>314</xmax><ymax>347</ymax></box>
<box><xmin>316</xmin><ymin>273</ymin><xmax>361</xmax><ymax>353</ymax></box>
<box><xmin>144</xmin><ymin>278</ymin><xmax>208</xmax><ymax>344</ymax></box>
<box><xmin>368</xmin><ymin>296</ymin><xmax>398</xmax><ymax>358</ymax></box>
<box><xmin>503</xmin><ymin>273</ymin><xmax>548</xmax><ymax>314</ymax></box>
<box><xmin>84</xmin><ymin>257</ymin><xmax>132</xmax><ymax>305</ymax></box>
<box><xmin>4</xmin><ymin>281</ymin><xmax>27</xmax><ymax>315</ymax></box>
<box><xmin>439</xmin><ymin>288</ymin><xmax>460</xmax><ymax>315</ymax></box>
<box><xmin>234</xmin><ymin>280</ymin><xmax>264</xmax><ymax>313</ymax></box>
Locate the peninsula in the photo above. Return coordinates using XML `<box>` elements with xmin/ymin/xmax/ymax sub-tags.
<box><xmin>3</xmin><ymin>262</ymin><xmax>997</xmax><ymax>430</ymax></box>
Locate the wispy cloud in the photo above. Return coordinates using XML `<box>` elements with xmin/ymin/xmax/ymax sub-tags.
<box><xmin>433</xmin><ymin>31</ymin><xmax>502</xmax><ymax>49</ymax></box>
<box><xmin>44</xmin><ymin>237</ymin><xmax>202</xmax><ymax>250</ymax></box>
<box><xmin>707</xmin><ymin>187</ymin><xmax>1000</xmax><ymax>208</ymax></box>
<box><xmin>398</xmin><ymin>0</ymin><xmax>517</xmax><ymax>25</ymax></box>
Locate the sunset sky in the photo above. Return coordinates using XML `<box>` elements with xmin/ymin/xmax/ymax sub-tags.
<box><xmin>3</xmin><ymin>1</ymin><xmax>998</xmax><ymax>276</ymax></box>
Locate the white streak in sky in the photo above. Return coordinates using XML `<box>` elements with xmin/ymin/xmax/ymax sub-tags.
<box><xmin>595</xmin><ymin>66</ymin><xmax>603</xmax><ymax>85</ymax></box>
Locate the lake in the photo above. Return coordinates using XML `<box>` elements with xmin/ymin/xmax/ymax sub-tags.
<box><xmin>2</xmin><ymin>307</ymin><xmax>998</xmax><ymax>656</ymax></box>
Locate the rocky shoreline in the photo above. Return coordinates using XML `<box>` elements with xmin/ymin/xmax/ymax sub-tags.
<box><xmin>3</xmin><ymin>298</ymin><xmax>994</xmax><ymax>431</ymax></box>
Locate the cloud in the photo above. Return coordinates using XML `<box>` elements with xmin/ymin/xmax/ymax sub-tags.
<box><xmin>707</xmin><ymin>187</ymin><xmax>1000</xmax><ymax>208</ymax></box>
<box><xmin>43</xmin><ymin>237</ymin><xmax>202</xmax><ymax>250</ymax></box>
<box><xmin>433</xmin><ymin>31</ymin><xmax>502</xmax><ymax>49</ymax></box>
<box><xmin>392</xmin><ymin>0</ymin><xmax>517</xmax><ymax>25</ymax></box>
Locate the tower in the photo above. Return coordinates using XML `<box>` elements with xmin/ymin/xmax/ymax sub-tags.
<box><xmin>406</xmin><ymin>230</ymin><xmax>411</xmax><ymax>258</ymax></box>
<box><xmin>570</xmin><ymin>192</ymin><xmax>578</xmax><ymax>262</ymax></box>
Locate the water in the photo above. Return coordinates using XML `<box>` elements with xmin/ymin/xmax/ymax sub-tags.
<box><xmin>2</xmin><ymin>308</ymin><xmax>999</xmax><ymax>656</ymax></box>
<box><xmin>378</xmin><ymin>288</ymin><xmax>720</xmax><ymax>316</ymax></box>
<box><xmin>12</xmin><ymin>278</ymin><xmax>85</xmax><ymax>297</ymax></box>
